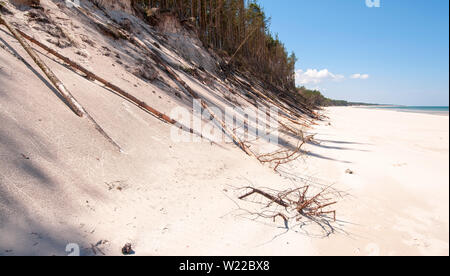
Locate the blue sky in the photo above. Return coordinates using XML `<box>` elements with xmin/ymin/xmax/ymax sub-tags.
<box><xmin>259</xmin><ymin>0</ymin><xmax>449</xmax><ymax>105</ymax></box>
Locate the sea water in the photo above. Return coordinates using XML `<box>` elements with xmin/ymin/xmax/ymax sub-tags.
<box><xmin>372</xmin><ymin>106</ymin><xmax>449</xmax><ymax>115</ymax></box>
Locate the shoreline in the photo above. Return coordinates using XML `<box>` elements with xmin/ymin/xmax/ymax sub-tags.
<box><xmin>352</xmin><ymin>106</ymin><xmax>449</xmax><ymax>116</ymax></box>
<box><xmin>303</xmin><ymin>107</ymin><xmax>449</xmax><ymax>255</ymax></box>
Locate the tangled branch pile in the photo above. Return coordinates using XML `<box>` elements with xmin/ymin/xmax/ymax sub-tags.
<box><xmin>238</xmin><ymin>185</ymin><xmax>337</xmax><ymax>229</ymax></box>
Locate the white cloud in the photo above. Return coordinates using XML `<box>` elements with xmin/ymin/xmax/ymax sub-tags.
<box><xmin>295</xmin><ymin>69</ymin><xmax>344</xmax><ymax>85</ymax></box>
<box><xmin>350</xmin><ymin>73</ymin><xmax>370</xmax><ymax>80</ymax></box>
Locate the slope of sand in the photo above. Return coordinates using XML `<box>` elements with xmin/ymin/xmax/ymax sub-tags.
<box><xmin>1</xmin><ymin>0</ymin><xmax>314</xmax><ymax>255</ymax></box>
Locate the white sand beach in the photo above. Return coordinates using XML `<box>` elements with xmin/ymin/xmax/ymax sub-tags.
<box><xmin>1</xmin><ymin>63</ymin><xmax>448</xmax><ymax>255</ymax></box>
<box><xmin>1</xmin><ymin>1</ymin><xmax>448</xmax><ymax>256</ymax></box>
<box><xmin>302</xmin><ymin>107</ymin><xmax>449</xmax><ymax>256</ymax></box>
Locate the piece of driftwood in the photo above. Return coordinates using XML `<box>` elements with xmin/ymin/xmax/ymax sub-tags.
<box><xmin>0</xmin><ymin>16</ymin><xmax>122</xmax><ymax>152</ymax></box>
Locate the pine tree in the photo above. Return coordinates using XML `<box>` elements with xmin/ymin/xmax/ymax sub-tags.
<box><xmin>134</xmin><ymin>0</ymin><xmax>296</xmax><ymax>91</ymax></box>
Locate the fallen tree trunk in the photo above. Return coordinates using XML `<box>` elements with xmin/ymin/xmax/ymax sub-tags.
<box><xmin>15</xmin><ymin>28</ymin><xmax>177</xmax><ymax>125</ymax></box>
<box><xmin>0</xmin><ymin>16</ymin><xmax>122</xmax><ymax>152</ymax></box>
<box><xmin>0</xmin><ymin>16</ymin><xmax>84</xmax><ymax>117</ymax></box>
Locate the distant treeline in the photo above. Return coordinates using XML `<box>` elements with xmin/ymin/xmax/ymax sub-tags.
<box><xmin>297</xmin><ymin>87</ymin><xmax>376</xmax><ymax>107</ymax></box>
<box><xmin>133</xmin><ymin>0</ymin><xmax>296</xmax><ymax>91</ymax></box>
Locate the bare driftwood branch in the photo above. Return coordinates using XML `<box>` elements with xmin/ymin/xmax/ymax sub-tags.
<box><xmin>0</xmin><ymin>16</ymin><xmax>122</xmax><ymax>152</ymax></box>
